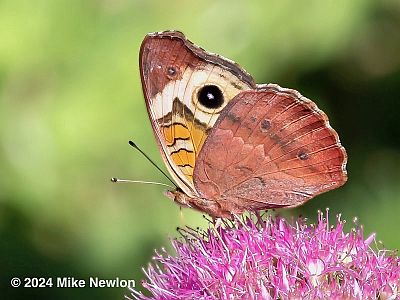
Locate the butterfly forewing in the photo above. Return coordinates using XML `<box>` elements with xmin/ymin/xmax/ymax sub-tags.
<box><xmin>140</xmin><ymin>31</ymin><xmax>255</xmax><ymax>197</ymax></box>
<box><xmin>193</xmin><ymin>84</ymin><xmax>347</xmax><ymax>212</ymax></box>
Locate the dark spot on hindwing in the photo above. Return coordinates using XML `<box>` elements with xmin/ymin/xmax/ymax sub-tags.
<box><xmin>227</xmin><ymin>112</ymin><xmax>241</xmax><ymax>123</ymax></box>
<box><xmin>260</xmin><ymin>119</ymin><xmax>271</xmax><ymax>132</ymax></box>
<box><xmin>298</xmin><ymin>150</ymin><xmax>309</xmax><ymax>160</ymax></box>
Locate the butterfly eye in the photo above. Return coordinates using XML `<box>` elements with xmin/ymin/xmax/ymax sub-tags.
<box><xmin>197</xmin><ymin>85</ymin><xmax>224</xmax><ymax>109</ymax></box>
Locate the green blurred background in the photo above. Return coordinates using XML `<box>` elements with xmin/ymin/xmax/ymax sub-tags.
<box><xmin>1</xmin><ymin>0</ymin><xmax>400</xmax><ymax>299</ymax></box>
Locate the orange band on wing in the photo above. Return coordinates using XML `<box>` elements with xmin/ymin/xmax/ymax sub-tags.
<box><xmin>162</xmin><ymin>122</ymin><xmax>208</xmax><ymax>152</ymax></box>
<box><xmin>171</xmin><ymin>148</ymin><xmax>195</xmax><ymax>167</ymax></box>
<box><xmin>162</xmin><ymin>123</ymin><xmax>190</xmax><ymax>145</ymax></box>
<box><xmin>161</xmin><ymin>121</ymin><xmax>209</xmax><ymax>182</ymax></box>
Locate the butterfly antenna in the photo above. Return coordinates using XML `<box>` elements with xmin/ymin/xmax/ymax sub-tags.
<box><xmin>128</xmin><ymin>140</ymin><xmax>177</xmax><ymax>187</ymax></box>
<box><xmin>110</xmin><ymin>178</ymin><xmax>174</xmax><ymax>189</ymax></box>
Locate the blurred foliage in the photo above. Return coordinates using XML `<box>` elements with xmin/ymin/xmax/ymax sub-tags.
<box><xmin>1</xmin><ymin>0</ymin><xmax>400</xmax><ymax>299</ymax></box>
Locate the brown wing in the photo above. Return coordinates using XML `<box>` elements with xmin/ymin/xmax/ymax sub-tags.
<box><xmin>193</xmin><ymin>84</ymin><xmax>347</xmax><ymax>213</ymax></box>
<box><xmin>140</xmin><ymin>31</ymin><xmax>255</xmax><ymax>197</ymax></box>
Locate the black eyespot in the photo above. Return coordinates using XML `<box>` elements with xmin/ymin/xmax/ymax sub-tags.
<box><xmin>260</xmin><ymin>119</ymin><xmax>271</xmax><ymax>131</ymax></box>
<box><xmin>197</xmin><ymin>85</ymin><xmax>224</xmax><ymax>109</ymax></box>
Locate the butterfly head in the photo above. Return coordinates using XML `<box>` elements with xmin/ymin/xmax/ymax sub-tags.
<box><xmin>164</xmin><ymin>188</ymin><xmax>191</xmax><ymax>208</ymax></box>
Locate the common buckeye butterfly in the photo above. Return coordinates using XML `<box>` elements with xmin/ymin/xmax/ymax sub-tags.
<box><xmin>139</xmin><ymin>31</ymin><xmax>347</xmax><ymax>218</ymax></box>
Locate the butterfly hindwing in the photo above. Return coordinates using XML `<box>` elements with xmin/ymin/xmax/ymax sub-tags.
<box><xmin>193</xmin><ymin>84</ymin><xmax>347</xmax><ymax>212</ymax></box>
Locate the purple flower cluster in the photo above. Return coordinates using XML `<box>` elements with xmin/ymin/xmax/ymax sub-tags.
<box><xmin>129</xmin><ymin>210</ymin><xmax>399</xmax><ymax>299</ymax></box>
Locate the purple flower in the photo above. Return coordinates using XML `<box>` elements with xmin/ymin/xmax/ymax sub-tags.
<box><xmin>129</xmin><ymin>210</ymin><xmax>400</xmax><ymax>299</ymax></box>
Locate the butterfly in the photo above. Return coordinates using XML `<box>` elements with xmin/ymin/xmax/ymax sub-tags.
<box><xmin>139</xmin><ymin>30</ymin><xmax>347</xmax><ymax>218</ymax></box>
